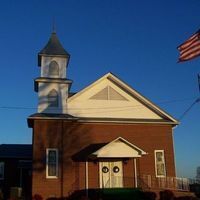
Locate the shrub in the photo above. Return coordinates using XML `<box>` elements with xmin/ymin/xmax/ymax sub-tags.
<box><xmin>0</xmin><ymin>189</ymin><xmax>3</xmax><ymax>200</ymax></box>
<box><xmin>143</xmin><ymin>191</ymin><xmax>157</xmax><ymax>200</ymax></box>
<box><xmin>32</xmin><ymin>194</ymin><xmax>43</xmax><ymax>200</ymax></box>
<box><xmin>159</xmin><ymin>190</ymin><xmax>174</xmax><ymax>200</ymax></box>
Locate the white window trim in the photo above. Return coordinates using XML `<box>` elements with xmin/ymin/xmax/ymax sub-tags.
<box><xmin>46</xmin><ymin>148</ymin><xmax>58</xmax><ymax>179</ymax></box>
<box><xmin>0</xmin><ymin>162</ymin><xmax>4</xmax><ymax>180</ymax></box>
<box><xmin>154</xmin><ymin>150</ymin><xmax>166</xmax><ymax>177</ymax></box>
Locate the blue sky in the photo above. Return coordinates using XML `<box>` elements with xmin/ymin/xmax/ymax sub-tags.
<box><xmin>0</xmin><ymin>0</ymin><xmax>200</xmax><ymax>178</ymax></box>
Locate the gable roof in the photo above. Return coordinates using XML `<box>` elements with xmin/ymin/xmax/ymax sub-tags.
<box><xmin>72</xmin><ymin>137</ymin><xmax>146</xmax><ymax>161</ymax></box>
<box><xmin>0</xmin><ymin>144</ymin><xmax>32</xmax><ymax>159</ymax></box>
<box><xmin>91</xmin><ymin>137</ymin><xmax>147</xmax><ymax>158</ymax></box>
<box><xmin>68</xmin><ymin>72</ymin><xmax>178</xmax><ymax>125</ymax></box>
<box><xmin>38</xmin><ymin>32</ymin><xmax>70</xmax><ymax>66</ymax></box>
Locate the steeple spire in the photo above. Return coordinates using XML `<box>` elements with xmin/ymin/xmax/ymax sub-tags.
<box><xmin>52</xmin><ymin>17</ymin><xmax>56</xmax><ymax>33</ymax></box>
<box><xmin>38</xmin><ymin>31</ymin><xmax>70</xmax><ymax>66</ymax></box>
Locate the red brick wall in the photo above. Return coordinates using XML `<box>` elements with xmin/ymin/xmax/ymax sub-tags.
<box><xmin>123</xmin><ymin>159</ymin><xmax>135</xmax><ymax>187</ymax></box>
<box><xmin>32</xmin><ymin>120</ymin><xmax>176</xmax><ymax>199</ymax></box>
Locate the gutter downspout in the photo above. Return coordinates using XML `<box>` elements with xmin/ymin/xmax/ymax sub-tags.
<box><xmin>61</xmin><ymin>120</ymin><xmax>64</xmax><ymax>198</ymax></box>
<box><xmin>134</xmin><ymin>158</ymin><xmax>138</xmax><ymax>187</ymax></box>
<box><xmin>85</xmin><ymin>160</ymin><xmax>88</xmax><ymax>198</ymax></box>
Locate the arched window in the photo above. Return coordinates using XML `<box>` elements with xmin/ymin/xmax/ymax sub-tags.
<box><xmin>48</xmin><ymin>89</ymin><xmax>58</xmax><ymax>107</ymax></box>
<box><xmin>49</xmin><ymin>61</ymin><xmax>59</xmax><ymax>76</ymax></box>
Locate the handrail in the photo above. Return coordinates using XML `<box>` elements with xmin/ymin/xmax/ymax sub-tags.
<box><xmin>69</xmin><ymin>175</ymin><xmax>190</xmax><ymax>193</ymax></box>
<box><xmin>140</xmin><ymin>175</ymin><xmax>190</xmax><ymax>191</ymax></box>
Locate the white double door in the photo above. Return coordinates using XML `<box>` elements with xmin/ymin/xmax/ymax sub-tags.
<box><xmin>99</xmin><ymin>161</ymin><xmax>123</xmax><ymax>188</ymax></box>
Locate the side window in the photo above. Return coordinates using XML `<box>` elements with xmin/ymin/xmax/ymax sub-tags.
<box><xmin>0</xmin><ymin>162</ymin><xmax>4</xmax><ymax>180</ymax></box>
<box><xmin>49</xmin><ymin>61</ymin><xmax>59</xmax><ymax>76</ymax></box>
<box><xmin>48</xmin><ymin>89</ymin><xmax>58</xmax><ymax>107</ymax></box>
<box><xmin>155</xmin><ymin>150</ymin><xmax>166</xmax><ymax>177</ymax></box>
<box><xmin>46</xmin><ymin>149</ymin><xmax>58</xmax><ymax>178</ymax></box>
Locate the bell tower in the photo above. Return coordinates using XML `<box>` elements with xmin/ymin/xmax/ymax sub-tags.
<box><xmin>34</xmin><ymin>31</ymin><xmax>72</xmax><ymax>113</ymax></box>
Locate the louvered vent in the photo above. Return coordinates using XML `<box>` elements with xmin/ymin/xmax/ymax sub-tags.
<box><xmin>90</xmin><ymin>86</ymin><xmax>128</xmax><ymax>101</ymax></box>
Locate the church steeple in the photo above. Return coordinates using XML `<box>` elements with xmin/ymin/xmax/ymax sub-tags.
<box><xmin>35</xmin><ymin>32</ymin><xmax>72</xmax><ymax>114</ymax></box>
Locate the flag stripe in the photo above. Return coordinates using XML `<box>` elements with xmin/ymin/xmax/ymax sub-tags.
<box><xmin>178</xmin><ymin>33</ymin><xmax>199</xmax><ymax>49</ymax></box>
<box><xmin>180</xmin><ymin>48</ymin><xmax>200</xmax><ymax>60</ymax></box>
<box><xmin>179</xmin><ymin>45</ymin><xmax>200</xmax><ymax>60</ymax></box>
<box><xmin>180</xmin><ymin>41</ymin><xmax>200</xmax><ymax>57</ymax></box>
<box><xmin>178</xmin><ymin>32</ymin><xmax>197</xmax><ymax>45</ymax></box>
<box><xmin>179</xmin><ymin>38</ymin><xmax>200</xmax><ymax>54</ymax></box>
<box><xmin>179</xmin><ymin>49</ymin><xmax>200</xmax><ymax>62</ymax></box>
<box><xmin>177</xmin><ymin>30</ymin><xmax>200</xmax><ymax>62</ymax></box>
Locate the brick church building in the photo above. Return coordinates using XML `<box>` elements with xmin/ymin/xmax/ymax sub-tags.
<box><xmin>27</xmin><ymin>31</ymin><xmax>181</xmax><ymax>199</ymax></box>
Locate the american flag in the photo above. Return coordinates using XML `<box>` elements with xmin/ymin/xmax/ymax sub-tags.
<box><xmin>177</xmin><ymin>29</ymin><xmax>200</xmax><ymax>62</ymax></box>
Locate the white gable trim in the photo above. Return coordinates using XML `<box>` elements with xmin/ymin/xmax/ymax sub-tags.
<box><xmin>68</xmin><ymin>72</ymin><xmax>178</xmax><ymax>124</ymax></box>
<box><xmin>68</xmin><ymin>73</ymin><xmax>113</xmax><ymax>102</ymax></box>
<box><xmin>91</xmin><ymin>137</ymin><xmax>147</xmax><ymax>158</ymax></box>
<box><xmin>107</xmin><ymin>73</ymin><xmax>178</xmax><ymax>124</ymax></box>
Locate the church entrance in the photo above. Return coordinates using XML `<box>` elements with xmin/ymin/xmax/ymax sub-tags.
<box><xmin>99</xmin><ymin>161</ymin><xmax>123</xmax><ymax>188</ymax></box>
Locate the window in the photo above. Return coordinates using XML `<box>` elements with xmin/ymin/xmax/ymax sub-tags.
<box><xmin>0</xmin><ymin>162</ymin><xmax>4</xmax><ymax>180</ymax></box>
<box><xmin>46</xmin><ymin>149</ymin><xmax>58</xmax><ymax>178</ymax></box>
<box><xmin>155</xmin><ymin>150</ymin><xmax>166</xmax><ymax>177</ymax></box>
<box><xmin>48</xmin><ymin>89</ymin><xmax>58</xmax><ymax>107</ymax></box>
<box><xmin>49</xmin><ymin>61</ymin><xmax>59</xmax><ymax>76</ymax></box>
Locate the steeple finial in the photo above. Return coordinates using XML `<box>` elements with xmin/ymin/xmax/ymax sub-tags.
<box><xmin>52</xmin><ymin>17</ymin><xmax>56</xmax><ymax>33</ymax></box>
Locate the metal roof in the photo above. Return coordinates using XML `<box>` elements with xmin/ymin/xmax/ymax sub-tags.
<box><xmin>38</xmin><ymin>32</ymin><xmax>70</xmax><ymax>66</ymax></box>
<box><xmin>28</xmin><ymin>113</ymin><xmax>76</xmax><ymax>119</ymax></box>
<box><xmin>27</xmin><ymin>113</ymin><xmax>78</xmax><ymax>128</ymax></box>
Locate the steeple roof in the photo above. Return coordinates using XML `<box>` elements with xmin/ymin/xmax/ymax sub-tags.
<box><xmin>38</xmin><ymin>32</ymin><xmax>70</xmax><ymax>66</ymax></box>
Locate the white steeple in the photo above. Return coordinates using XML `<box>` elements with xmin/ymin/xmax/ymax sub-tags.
<box><xmin>35</xmin><ymin>32</ymin><xmax>72</xmax><ymax>114</ymax></box>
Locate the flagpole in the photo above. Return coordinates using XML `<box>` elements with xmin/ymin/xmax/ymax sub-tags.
<box><xmin>177</xmin><ymin>30</ymin><xmax>200</xmax><ymax>119</ymax></box>
<box><xmin>196</xmin><ymin>73</ymin><xmax>200</xmax><ymax>104</ymax></box>
<box><xmin>198</xmin><ymin>73</ymin><xmax>200</xmax><ymax>94</ymax></box>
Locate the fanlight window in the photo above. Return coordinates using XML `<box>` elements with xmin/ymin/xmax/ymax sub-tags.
<box><xmin>49</xmin><ymin>61</ymin><xmax>59</xmax><ymax>76</ymax></box>
<box><xmin>48</xmin><ymin>89</ymin><xmax>58</xmax><ymax>107</ymax></box>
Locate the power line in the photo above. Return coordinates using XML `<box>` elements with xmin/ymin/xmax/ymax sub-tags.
<box><xmin>0</xmin><ymin>106</ymin><xmax>36</xmax><ymax>110</ymax></box>
<box><xmin>0</xmin><ymin>97</ymin><xmax>197</xmax><ymax>111</ymax></box>
<box><xmin>178</xmin><ymin>97</ymin><xmax>200</xmax><ymax>120</ymax></box>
